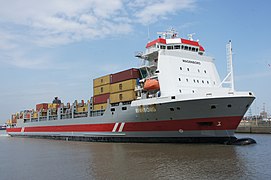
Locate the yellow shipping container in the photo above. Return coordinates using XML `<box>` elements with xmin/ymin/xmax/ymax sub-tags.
<box><xmin>110</xmin><ymin>90</ymin><xmax>136</xmax><ymax>104</ymax></box>
<box><xmin>93</xmin><ymin>84</ymin><xmax>110</xmax><ymax>96</ymax></box>
<box><xmin>48</xmin><ymin>103</ymin><xmax>58</xmax><ymax>109</ymax></box>
<box><xmin>110</xmin><ymin>79</ymin><xmax>136</xmax><ymax>94</ymax></box>
<box><xmin>93</xmin><ymin>103</ymin><xmax>107</xmax><ymax>111</ymax></box>
<box><xmin>93</xmin><ymin>74</ymin><xmax>111</xmax><ymax>88</ymax></box>
<box><xmin>77</xmin><ymin>105</ymin><xmax>88</xmax><ymax>113</ymax></box>
<box><xmin>33</xmin><ymin>112</ymin><xmax>38</xmax><ymax>118</ymax></box>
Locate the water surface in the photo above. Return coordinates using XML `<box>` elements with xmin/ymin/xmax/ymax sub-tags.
<box><xmin>0</xmin><ymin>133</ymin><xmax>270</xmax><ymax>180</ymax></box>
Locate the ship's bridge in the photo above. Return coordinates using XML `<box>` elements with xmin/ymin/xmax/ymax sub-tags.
<box><xmin>145</xmin><ymin>36</ymin><xmax>205</xmax><ymax>55</ymax></box>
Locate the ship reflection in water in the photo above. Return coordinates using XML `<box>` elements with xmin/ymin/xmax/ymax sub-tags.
<box><xmin>0</xmin><ymin>134</ymin><xmax>270</xmax><ymax>180</ymax></box>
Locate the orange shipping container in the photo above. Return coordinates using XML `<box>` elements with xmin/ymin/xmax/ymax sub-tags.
<box><xmin>36</xmin><ymin>103</ymin><xmax>48</xmax><ymax>111</ymax></box>
<box><xmin>93</xmin><ymin>74</ymin><xmax>111</xmax><ymax>88</ymax></box>
<box><xmin>93</xmin><ymin>84</ymin><xmax>110</xmax><ymax>96</ymax></box>
<box><xmin>110</xmin><ymin>79</ymin><xmax>136</xmax><ymax>94</ymax></box>
<box><xmin>93</xmin><ymin>103</ymin><xmax>107</xmax><ymax>111</ymax></box>
<box><xmin>110</xmin><ymin>90</ymin><xmax>136</xmax><ymax>104</ymax></box>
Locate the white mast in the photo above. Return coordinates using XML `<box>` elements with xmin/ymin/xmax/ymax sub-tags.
<box><xmin>220</xmin><ymin>40</ymin><xmax>235</xmax><ymax>91</ymax></box>
<box><xmin>227</xmin><ymin>40</ymin><xmax>234</xmax><ymax>91</ymax></box>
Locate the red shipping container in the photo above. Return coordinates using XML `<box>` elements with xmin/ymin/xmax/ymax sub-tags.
<box><xmin>36</xmin><ymin>103</ymin><xmax>48</xmax><ymax>111</ymax></box>
<box><xmin>111</xmin><ymin>68</ymin><xmax>140</xmax><ymax>84</ymax></box>
<box><xmin>93</xmin><ymin>93</ymin><xmax>110</xmax><ymax>105</ymax></box>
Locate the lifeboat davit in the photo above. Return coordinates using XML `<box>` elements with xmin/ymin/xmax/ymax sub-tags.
<box><xmin>144</xmin><ymin>79</ymin><xmax>160</xmax><ymax>90</ymax></box>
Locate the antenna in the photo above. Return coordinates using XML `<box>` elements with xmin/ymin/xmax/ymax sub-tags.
<box><xmin>157</xmin><ymin>28</ymin><xmax>178</xmax><ymax>39</ymax></box>
<box><xmin>187</xmin><ymin>33</ymin><xmax>195</xmax><ymax>41</ymax></box>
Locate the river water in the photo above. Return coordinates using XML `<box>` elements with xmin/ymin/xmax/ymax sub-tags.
<box><xmin>0</xmin><ymin>132</ymin><xmax>270</xmax><ymax>180</ymax></box>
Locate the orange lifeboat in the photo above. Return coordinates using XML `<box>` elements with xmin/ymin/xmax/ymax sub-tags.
<box><xmin>144</xmin><ymin>79</ymin><xmax>160</xmax><ymax>90</ymax></box>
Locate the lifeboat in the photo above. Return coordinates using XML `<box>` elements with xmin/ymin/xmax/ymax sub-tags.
<box><xmin>144</xmin><ymin>79</ymin><xmax>160</xmax><ymax>90</ymax></box>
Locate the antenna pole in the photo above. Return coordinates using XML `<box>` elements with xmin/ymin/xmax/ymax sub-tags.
<box><xmin>226</xmin><ymin>40</ymin><xmax>234</xmax><ymax>91</ymax></box>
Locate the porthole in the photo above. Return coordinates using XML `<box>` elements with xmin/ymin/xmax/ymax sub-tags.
<box><xmin>187</xmin><ymin>68</ymin><xmax>190</xmax><ymax>71</ymax></box>
<box><xmin>122</xmin><ymin>107</ymin><xmax>127</xmax><ymax>110</ymax></box>
<box><xmin>170</xmin><ymin>108</ymin><xmax>174</xmax><ymax>111</ymax></box>
<box><xmin>211</xmin><ymin>105</ymin><xmax>216</xmax><ymax>109</ymax></box>
<box><xmin>179</xmin><ymin>78</ymin><xmax>181</xmax><ymax>81</ymax></box>
<box><xmin>177</xmin><ymin>107</ymin><xmax>181</xmax><ymax>110</ymax></box>
<box><xmin>227</xmin><ymin>104</ymin><xmax>232</xmax><ymax>108</ymax></box>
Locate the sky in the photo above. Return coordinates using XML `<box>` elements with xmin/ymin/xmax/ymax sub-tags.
<box><xmin>0</xmin><ymin>0</ymin><xmax>270</xmax><ymax>123</ymax></box>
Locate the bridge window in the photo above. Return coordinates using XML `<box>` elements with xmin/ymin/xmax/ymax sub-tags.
<box><xmin>192</xmin><ymin>47</ymin><xmax>196</xmax><ymax>51</ymax></box>
<box><xmin>184</xmin><ymin>46</ymin><xmax>188</xmax><ymax>50</ymax></box>
<box><xmin>174</xmin><ymin>45</ymin><xmax>180</xmax><ymax>49</ymax></box>
<box><xmin>167</xmin><ymin>46</ymin><xmax>173</xmax><ymax>50</ymax></box>
<box><xmin>160</xmin><ymin>45</ymin><xmax>166</xmax><ymax>49</ymax></box>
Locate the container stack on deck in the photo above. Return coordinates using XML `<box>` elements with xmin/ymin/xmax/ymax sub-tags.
<box><xmin>92</xmin><ymin>68</ymin><xmax>140</xmax><ymax>111</ymax></box>
<box><xmin>93</xmin><ymin>75</ymin><xmax>111</xmax><ymax>111</ymax></box>
<box><xmin>110</xmin><ymin>68</ymin><xmax>140</xmax><ymax>104</ymax></box>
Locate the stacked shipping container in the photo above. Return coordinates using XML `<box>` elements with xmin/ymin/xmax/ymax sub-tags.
<box><xmin>92</xmin><ymin>68</ymin><xmax>140</xmax><ymax>110</ymax></box>
<box><xmin>93</xmin><ymin>75</ymin><xmax>111</xmax><ymax>111</ymax></box>
<box><xmin>110</xmin><ymin>68</ymin><xmax>139</xmax><ymax>104</ymax></box>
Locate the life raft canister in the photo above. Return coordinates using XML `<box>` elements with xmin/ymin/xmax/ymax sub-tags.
<box><xmin>143</xmin><ymin>79</ymin><xmax>160</xmax><ymax>90</ymax></box>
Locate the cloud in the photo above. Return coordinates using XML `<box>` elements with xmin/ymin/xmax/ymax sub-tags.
<box><xmin>0</xmin><ymin>0</ymin><xmax>196</xmax><ymax>46</ymax></box>
<box><xmin>0</xmin><ymin>0</ymin><xmax>197</xmax><ymax>69</ymax></box>
<box><xmin>130</xmin><ymin>0</ymin><xmax>196</xmax><ymax>25</ymax></box>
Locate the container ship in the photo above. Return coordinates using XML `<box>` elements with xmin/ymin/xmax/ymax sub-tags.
<box><xmin>6</xmin><ymin>29</ymin><xmax>255</xmax><ymax>143</ymax></box>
